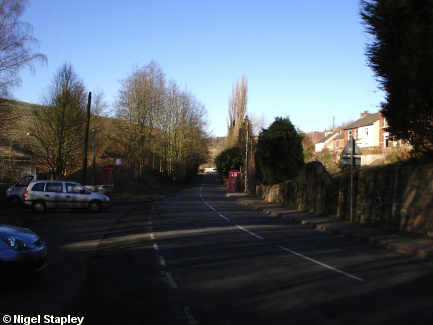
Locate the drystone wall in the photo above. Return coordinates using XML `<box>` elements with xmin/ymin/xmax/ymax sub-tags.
<box><xmin>255</xmin><ymin>161</ymin><xmax>433</xmax><ymax>237</ymax></box>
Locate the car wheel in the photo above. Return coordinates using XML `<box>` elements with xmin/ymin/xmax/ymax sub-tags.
<box><xmin>89</xmin><ymin>200</ymin><xmax>102</xmax><ymax>212</ymax></box>
<box><xmin>32</xmin><ymin>201</ymin><xmax>46</xmax><ymax>214</ymax></box>
<box><xmin>9</xmin><ymin>195</ymin><xmax>22</xmax><ymax>207</ymax></box>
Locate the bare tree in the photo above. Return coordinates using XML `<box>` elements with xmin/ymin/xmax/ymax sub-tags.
<box><xmin>115</xmin><ymin>61</ymin><xmax>209</xmax><ymax>182</ymax></box>
<box><xmin>0</xmin><ymin>0</ymin><xmax>46</xmax><ymax>99</ymax></box>
<box><xmin>30</xmin><ymin>63</ymin><xmax>87</xmax><ymax>179</ymax></box>
<box><xmin>115</xmin><ymin>61</ymin><xmax>166</xmax><ymax>177</ymax></box>
<box><xmin>248</xmin><ymin>111</ymin><xmax>267</xmax><ymax>137</ymax></box>
<box><xmin>0</xmin><ymin>0</ymin><xmax>46</xmax><ymax>134</ymax></box>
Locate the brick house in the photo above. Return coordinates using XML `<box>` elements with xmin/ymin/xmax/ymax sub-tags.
<box><xmin>341</xmin><ymin>110</ymin><xmax>405</xmax><ymax>153</ymax></box>
<box><xmin>314</xmin><ymin>130</ymin><xmax>339</xmax><ymax>152</ymax></box>
<box><xmin>332</xmin><ymin>130</ymin><xmax>345</xmax><ymax>154</ymax></box>
<box><xmin>313</xmin><ymin>110</ymin><xmax>405</xmax><ymax>154</ymax></box>
<box><xmin>343</xmin><ymin>111</ymin><xmax>382</xmax><ymax>148</ymax></box>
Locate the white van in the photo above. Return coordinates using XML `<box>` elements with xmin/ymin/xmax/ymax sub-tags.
<box><xmin>5</xmin><ymin>173</ymin><xmax>48</xmax><ymax>205</ymax></box>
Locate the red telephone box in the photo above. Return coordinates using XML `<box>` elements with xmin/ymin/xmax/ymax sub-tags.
<box><xmin>228</xmin><ymin>170</ymin><xmax>241</xmax><ymax>193</ymax></box>
<box><xmin>102</xmin><ymin>165</ymin><xmax>122</xmax><ymax>185</ymax></box>
<box><xmin>102</xmin><ymin>165</ymin><xmax>122</xmax><ymax>200</ymax></box>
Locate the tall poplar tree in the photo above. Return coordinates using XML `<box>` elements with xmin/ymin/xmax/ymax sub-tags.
<box><xmin>227</xmin><ymin>75</ymin><xmax>248</xmax><ymax>148</ymax></box>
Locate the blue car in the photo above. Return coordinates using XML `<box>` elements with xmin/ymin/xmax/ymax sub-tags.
<box><xmin>0</xmin><ymin>224</ymin><xmax>47</xmax><ymax>275</ymax></box>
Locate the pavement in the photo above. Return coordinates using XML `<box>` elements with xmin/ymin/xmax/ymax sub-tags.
<box><xmin>226</xmin><ymin>191</ymin><xmax>433</xmax><ymax>262</ymax></box>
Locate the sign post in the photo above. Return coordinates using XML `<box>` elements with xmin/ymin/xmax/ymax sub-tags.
<box><xmin>341</xmin><ymin>136</ymin><xmax>362</xmax><ymax>222</ymax></box>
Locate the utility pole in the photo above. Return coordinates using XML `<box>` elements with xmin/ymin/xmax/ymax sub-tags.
<box><xmin>333</xmin><ymin>110</ymin><xmax>335</xmax><ymax>129</ymax></box>
<box><xmin>92</xmin><ymin>129</ymin><xmax>96</xmax><ymax>185</ymax></box>
<box><xmin>350</xmin><ymin>135</ymin><xmax>354</xmax><ymax>222</ymax></box>
<box><xmin>245</xmin><ymin>120</ymin><xmax>249</xmax><ymax>193</ymax></box>
<box><xmin>82</xmin><ymin>92</ymin><xmax>91</xmax><ymax>185</ymax></box>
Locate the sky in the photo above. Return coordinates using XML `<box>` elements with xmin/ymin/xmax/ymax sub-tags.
<box><xmin>12</xmin><ymin>0</ymin><xmax>384</xmax><ymax>137</ymax></box>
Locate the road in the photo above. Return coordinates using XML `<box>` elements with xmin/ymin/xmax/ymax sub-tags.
<box><xmin>2</xmin><ymin>173</ymin><xmax>433</xmax><ymax>324</ymax></box>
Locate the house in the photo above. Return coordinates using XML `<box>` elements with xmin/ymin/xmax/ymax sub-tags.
<box><xmin>343</xmin><ymin>111</ymin><xmax>382</xmax><ymax>148</ymax></box>
<box><xmin>332</xmin><ymin>130</ymin><xmax>345</xmax><ymax>153</ymax></box>
<box><xmin>314</xmin><ymin>130</ymin><xmax>339</xmax><ymax>152</ymax></box>
<box><xmin>312</xmin><ymin>110</ymin><xmax>405</xmax><ymax>155</ymax></box>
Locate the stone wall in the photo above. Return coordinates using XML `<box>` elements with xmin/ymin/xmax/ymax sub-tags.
<box><xmin>256</xmin><ymin>161</ymin><xmax>339</xmax><ymax>216</ymax></box>
<box><xmin>255</xmin><ymin>161</ymin><xmax>433</xmax><ymax>237</ymax></box>
<box><xmin>339</xmin><ymin>163</ymin><xmax>433</xmax><ymax>236</ymax></box>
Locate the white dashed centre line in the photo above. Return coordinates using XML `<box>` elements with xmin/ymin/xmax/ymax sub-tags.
<box><xmin>199</xmin><ymin>178</ymin><xmax>364</xmax><ymax>282</ymax></box>
<box><xmin>279</xmin><ymin>246</ymin><xmax>365</xmax><ymax>282</ymax></box>
<box><xmin>236</xmin><ymin>224</ymin><xmax>264</xmax><ymax>240</ymax></box>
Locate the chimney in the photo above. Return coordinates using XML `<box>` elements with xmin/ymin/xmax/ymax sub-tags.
<box><xmin>360</xmin><ymin>110</ymin><xmax>369</xmax><ymax>118</ymax></box>
<box><xmin>311</xmin><ymin>132</ymin><xmax>319</xmax><ymax>144</ymax></box>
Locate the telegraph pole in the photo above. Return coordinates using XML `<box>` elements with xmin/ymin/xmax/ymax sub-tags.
<box><xmin>245</xmin><ymin>120</ymin><xmax>249</xmax><ymax>193</ymax></box>
<box><xmin>92</xmin><ymin>129</ymin><xmax>96</xmax><ymax>185</ymax></box>
<box><xmin>82</xmin><ymin>92</ymin><xmax>91</xmax><ymax>185</ymax></box>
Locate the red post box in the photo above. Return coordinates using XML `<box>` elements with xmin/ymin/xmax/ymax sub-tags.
<box><xmin>228</xmin><ymin>170</ymin><xmax>241</xmax><ymax>193</ymax></box>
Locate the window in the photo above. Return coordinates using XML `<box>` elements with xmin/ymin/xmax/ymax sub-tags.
<box><xmin>365</xmin><ymin>128</ymin><xmax>368</xmax><ymax>136</ymax></box>
<box><xmin>31</xmin><ymin>182</ymin><xmax>45</xmax><ymax>191</ymax></box>
<box><xmin>67</xmin><ymin>183</ymin><xmax>84</xmax><ymax>194</ymax></box>
<box><xmin>18</xmin><ymin>176</ymin><xmax>34</xmax><ymax>187</ymax></box>
<box><xmin>46</xmin><ymin>182</ymin><xmax>63</xmax><ymax>193</ymax></box>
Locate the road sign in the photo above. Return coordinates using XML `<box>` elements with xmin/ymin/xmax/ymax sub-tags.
<box><xmin>341</xmin><ymin>137</ymin><xmax>362</xmax><ymax>166</ymax></box>
<box><xmin>342</xmin><ymin>156</ymin><xmax>361</xmax><ymax>166</ymax></box>
<box><xmin>341</xmin><ymin>136</ymin><xmax>362</xmax><ymax>222</ymax></box>
<box><xmin>342</xmin><ymin>137</ymin><xmax>362</xmax><ymax>156</ymax></box>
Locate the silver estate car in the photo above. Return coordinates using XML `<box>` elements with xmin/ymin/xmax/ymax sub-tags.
<box><xmin>24</xmin><ymin>180</ymin><xmax>111</xmax><ymax>213</ymax></box>
<box><xmin>0</xmin><ymin>224</ymin><xmax>47</xmax><ymax>275</ymax></box>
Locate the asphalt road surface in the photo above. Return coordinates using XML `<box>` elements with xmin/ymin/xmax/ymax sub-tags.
<box><xmin>3</xmin><ymin>173</ymin><xmax>433</xmax><ymax>324</ymax></box>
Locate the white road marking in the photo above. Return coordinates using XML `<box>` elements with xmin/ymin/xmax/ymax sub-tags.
<box><xmin>201</xmin><ymin>177</ymin><xmax>365</xmax><ymax>282</ymax></box>
<box><xmin>236</xmin><ymin>225</ymin><xmax>264</xmax><ymax>240</ymax></box>
<box><xmin>157</xmin><ymin>255</ymin><xmax>167</xmax><ymax>267</ymax></box>
<box><xmin>153</xmin><ymin>243</ymin><xmax>160</xmax><ymax>252</ymax></box>
<box><xmin>279</xmin><ymin>246</ymin><xmax>364</xmax><ymax>282</ymax></box>
<box><xmin>183</xmin><ymin>306</ymin><xmax>198</xmax><ymax>325</ymax></box>
<box><xmin>165</xmin><ymin>272</ymin><xmax>178</xmax><ymax>288</ymax></box>
<box><xmin>219</xmin><ymin>213</ymin><xmax>230</xmax><ymax>221</ymax></box>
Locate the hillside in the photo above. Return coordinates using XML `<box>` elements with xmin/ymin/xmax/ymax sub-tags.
<box><xmin>1</xmin><ymin>99</ymin><xmax>228</xmax><ymax>178</ymax></box>
<box><xmin>200</xmin><ymin>136</ymin><xmax>226</xmax><ymax>169</ymax></box>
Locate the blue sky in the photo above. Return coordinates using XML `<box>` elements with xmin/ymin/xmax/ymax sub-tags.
<box><xmin>13</xmin><ymin>0</ymin><xmax>384</xmax><ymax>137</ymax></box>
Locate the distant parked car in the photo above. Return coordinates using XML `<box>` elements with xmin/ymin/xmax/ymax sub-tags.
<box><xmin>0</xmin><ymin>223</ymin><xmax>47</xmax><ymax>275</ymax></box>
<box><xmin>24</xmin><ymin>180</ymin><xmax>111</xmax><ymax>214</ymax></box>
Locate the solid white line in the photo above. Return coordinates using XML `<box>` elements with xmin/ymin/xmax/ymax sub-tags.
<box><xmin>236</xmin><ymin>225</ymin><xmax>264</xmax><ymax>240</ymax></box>
<box><xmin>279</xmin><ymin>246</ymin><xmax>364</xmax><ymax>282</ymax></box>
